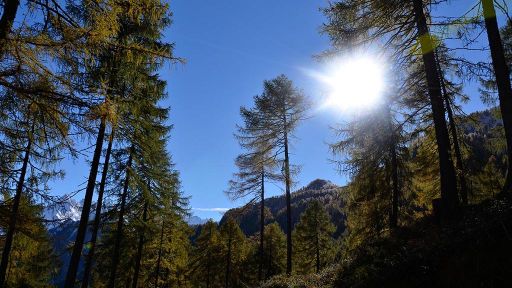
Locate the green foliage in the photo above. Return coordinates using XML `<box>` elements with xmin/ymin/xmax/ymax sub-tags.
<box><xmin>219</xmin><ymin>218</ymin><xmax>249</xmax><ymax>287</ymax></box>
<box><xmin>262</xmin><ymin>223</ymin><xmax>287</xmax><ymax>278</ymax></box>
<box><xmin>0</xmin><ymin>198</ymin><xmax>58</xmax><ymax>287</ymax></box>
<box><xmin>190</xmin><ymin>221</ymin><xmax>224</xmax><ymax>288</ymax></box>
<box><xmin>293</xmin><ymin>201</ymin><xmax>336</xmax><ymax>274</ymax></box>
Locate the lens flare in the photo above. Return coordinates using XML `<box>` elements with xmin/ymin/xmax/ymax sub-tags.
<box><xmin>309</xmin><ymin>54</ymin><xmax>386</xmax><ymax>113</ymax></box>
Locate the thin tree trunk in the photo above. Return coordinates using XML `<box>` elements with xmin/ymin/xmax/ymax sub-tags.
<box><xmin>132</xmin><ymin>201</ymin><xmax>149</xmax><ymax>288</ymax></box>
<box><xmin>65</xmin><ymin>117</ymin><xmax>107</xmax><ymax>288</ymax></box>
<box><xmin>482</xmin><ymin>0</ymin><xmax>512</xmax><ymax>195</ymax></box>
<box><xmin>315</xmin><ymin>230</ymin><xmax>320</xmax><ymax>273</ymax></box>
<box><xmin>283</xmin><ymin>115</ymin><xmax>292</xmax><ymax>275</ymax></box>
<box><xmin>108</xmin><ymin>147</ymin><xmax>134</xmax><ymax>288</ymax></box>
<box><xmin>390</xmin><ymin>142</ymin><xmax>399</xmax><ymax>228</ymax></box>
<box><xmin>266</xmin><ymin>236</ymin><xmax>272</xmax><ymax>279</ymax></box>
<box><xmin>387</xmin><ymin>104</ymin><xmax>399</xmax><ymax>229</ymax></box>
<box><xmin>258</xmin><ymin>170</ymin><xmax>265</xmax><ymax>282</ymax></box>
<box><xmin>81</xmin><ymin>129</ymin><xmax>115</xmax><ymax>288</ymax></box>
<box><xmin>435</xmin><ymin>51</ymin><xmax>469</xmax><ymax>205</ymax></box>
<box><xmin>0</xmin><ymin>0</ymin><xmax>20</xmax><ymax>42</ymax></box>
<box><xmin>412</xmin><ymin>0</ymin><xmax>459</xmax><ymax>217</ymax></box>
<box><xmin>0</xmin><ymin>121</ymin><xmax>33</xmax><ymax>286</ymax></box>
<box><xmin>206</xmin><ymin>246</ymin><xmax>211</xmax><ymax>288</ymax></box>
<box><xmin>225</xmin><ymin>232</ymin><xmax>232</xmax><ymax>288</ymax></box>
<box><xmin>154</xmin><ymin>220</ymin><xmax>165</xmax><ymax>288</ymax></box>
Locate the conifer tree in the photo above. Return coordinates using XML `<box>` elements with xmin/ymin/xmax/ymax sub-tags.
<box><xmin>0</xmin><ymin>196</ymin><xmax>59</xmax><ymax>287</ymax></box>
<box><xmin>219</xmin><ymin>218</ymin><xmax>248</xmax><ymax>288</ymax></box>
<box><xmin>0</xmin><ymin>94</ymin><xmax>68</xmax><ymax>286</ymax></box>
<box><xmin>323</xmin><ymin>0</ymin><xmax>460</xmax><ymax>218</ymax></box>
<box><xmin>227</xmin><ymin>103</ymin><xmax>281</xmax><ymax>281</ymax></box>
<box><xmin>190</xmin><ymin>220</ymin><xmax>224</xmax><ymax>288</ymax></box>
<box><xmin>262</xmin><ymin>223</ymin><xmax>286</xmax><ymax>279</ymax></box>
<box><xmin>248</xmin><ymin>75</ymin><xmax>307</xmax><ymax>274</ymax></box>
<box><xmin>480</xmin><ymin>0</ymin><xmax>512</xmax><ymax>195</ymax></box>
<box><xmin>65</xmin><ymin>0</ymin><xmax>176</xmax><ymax>285</ymax></box>
<box><xmin>293</xmin><ymin>201</ymin><xmax>335</xmax><ymax>273</ymax></box>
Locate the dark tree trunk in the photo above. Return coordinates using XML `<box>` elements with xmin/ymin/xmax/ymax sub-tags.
<box><xmin>266</xmin><ymin>236</ymin><xmax>273</xmax><ymax>279</ymax></box>
<box><xmin>81</xmin><ymin>129</ymin><xmax>115</xmax><ymax>288</ymax></box>
<box><xmin>154</xmin><ymin>220</ymin><xmax>165</xmax><ymax>288</ymax></box>
<box><xmin>0</xmin><ymin>122</ymin><xmax>33</xmax><ymax>286</ymax></box>
<box><xmin>225</xmin><ymin>232</ymin><xmax>232</xmax><ymax>288</ymax></box>
<box><xmin>435</xmin><ymin>51</ymin><xmax>469</xmax><ymax>205</ymax></box>
<box><xmin>315</xmin><ymin>231</ymin><xmax>320</xmax><ymax>273</ymax></box>
<box><xmin>132</xmin><ymin>201</ymin><xmax>149</xmax><ymax>288</ymax></box>
<box><xmin>283</xmin><ymin>114</ymin><xmax>292</xmax><ymax>275</ymax></box>
<box><xmin>482</xmin><ymin>0</ymin><xmax>512</xmax><ymax>195</ymax></box>
<box><xmin>390</xmin><ymin>142</ymin><xmax>399</xmax><ymax>228</ymax></box>
<box><xmin>258</xmin><ymin>170</ymin><xmax>265</xmax><ymax>282</ymax></box>
<box><xmin>206</xmin><ymin>249</ymin><xmax>211</xmax><ymax>288</ymax></box>
<box><xmin>412</xmin><ymin>0</ymin><xmax>459</xmax><ymax>218</ymax></box>
<box><xmin>108</xmin><ymin>147</ymin><xmax>134</xmax><ymax>288</ymax></box>
<box><xmin>0</xmin><ymin>0</ymin><xmax>20</xmax><ymax>42</ymax></box>
<box><xmin>65</xmin><ymin>117</ymin><xmax>107</xmax><ymax>288</ymax></box>
<box><xmin>387</xmin><ymin>104</ymin><xmax>399</xmax><ymax>229</ymax></box>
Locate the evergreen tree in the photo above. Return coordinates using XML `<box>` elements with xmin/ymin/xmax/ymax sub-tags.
<box><xmin>480</xmin><ymin>0</ymin><xmax>512</xmax><ymax>195</ymax></box>
<box><xmin>0</xmin><ymin>196</ymin><xmax>59</xmax><ymax>287</ymax></box>
<box><xmin>227</xmin><ymin>102</ymin><xmax>282</xmax><ymax>281</ymax></box>
<box><xmin>190</xmin><ymin>220</ymin><xmax>224</xmax><ymax>288</ymax></box>
<box><xmin>0</xmin><ymin>95</ymin><xmax>68</xmax><ymax>286</ymax></box>
<box><xmin>262</xmin><ymin>223</ymin><xmax>286</xmax><ymax>279</ymax></box>
<box><xmin>219</xmin><ymin>218</ymin><xmax>248</xmax><ymax>288</ymax></box>
<box><xmin>323</xmin><ymin>0</ymin><xmax>460</xmax><ymax>219</ymax></box>
<box><xmin>248</xmin><ymin>75</ymin><xmax>308</xmax><ymax>274</ymax></box>
<box><xmin>293</xmin><ymin>201</ymin><xmax>335</xmax><ymax>274</ymax></box>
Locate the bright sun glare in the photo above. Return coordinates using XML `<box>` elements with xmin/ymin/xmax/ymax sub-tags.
<box><xmin>312</xmin><ymin>55</ymin><xmax>386</xmax><ymax>112</ymax></box>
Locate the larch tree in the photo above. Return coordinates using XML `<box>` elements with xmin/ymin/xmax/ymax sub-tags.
<box><xmin>249</xmin><ymin>75</ymin><xmax>308</xmax><ymax>275</ymax></box>
<box><xmin>65</xmin><ymin>0</ymin><xmax>177</xmax><ymax>286</ymax></box>
<box><xmin>219</xmin><ymin>218</ymin><xmax>248</xmax><ymax>288</ymax></box>
<box><xmin>190</xmin><ymin>220</ymin><xmax>224</xmax><ymax>288</ymax></box>
<box><xmin>293</xmin><ymin>200</ymin><xmax>336</xmax><ymax>274</ymax></box>
<box><xmin>480</xmin><ymin>0</ymin><xmax>512</xmax><ymax>195</ymax></box>
<box><xmin>0</xmin><ymin>93</ymin><xmax>68</xmax><ymax>286</ymax></box>
<box><xmin>323</xmin><ymin>0</ymin><xmax>460</xmax><ymax>219</ymax></box>
<box><xmin>262</xmin><ymin>222</ymin><xmax>287</xmax><ymax>279</ymax></box>
<box><xmin>227</xmin><ymin>102</ymin><xmax>281</xmax><ymax>282</ymax></box>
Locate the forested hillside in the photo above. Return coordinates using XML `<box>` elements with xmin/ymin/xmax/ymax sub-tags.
<box><xmin>221</xmin><ymin>179</ymin><xmax>345</xmax><ymax>237</ymax></box>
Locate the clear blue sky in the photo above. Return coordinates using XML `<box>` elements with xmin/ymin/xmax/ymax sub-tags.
<box><xmin>50</xmin><ymin>0</ymin><xmax>509</xmax><ymax>221</ymax></box>
<box><xmin>162</xmin><ymin>0</ymin><xmax>344</xmax><ymax>220</ymax></box>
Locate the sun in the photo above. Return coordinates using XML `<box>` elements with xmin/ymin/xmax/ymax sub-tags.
<box><xmin>311</xmin><ymin>54</ymin><xmax>386</xmax><ymax>112</ymax></box>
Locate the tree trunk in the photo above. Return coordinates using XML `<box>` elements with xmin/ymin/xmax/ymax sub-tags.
<box><xmin>0</xmin><ymin>0</ymin><xmax>20</xmax><ymax>42</ymax></box>
<box><xmin>0</xmin><ymin>122</ymin><xmax>33</xmax><ymax>286</ymax></box>
<box><xmin>132</xmin><ymin>201</ymin><xmax>149</xmax><ymax>288</ymax></box>
<box><xmin>206</xmin><ymin>249</ymin><xmax>211</xmax><ymax>288</ymax></box>
<box><xmin>65</xmin><ymin>117</ymin><xmax>106</xmax><ymax>288</ymax></box>
<box><xmin>387</xmin><ymin>104</ymin><xmax>399</xmax><ymax>229</ymax></box>
<box><xmin>81</xmin><ymin>129</ymin><xmax>115</xmax><ymax>288</ymax></box>
<box><xmin>482</xmin><ymin>0</ymin><xmax>512</xmax><ymax>195</ymax></box>
<box><xmin>390</xmin><ymin>142</ymin><xmax>399</xmax><ymax>228</ymax></box>
<box><xmin>266</xmin><ymin>236</ymin><xmax>273</xmax><ymax>279</ymax></box>
<box><xmin>154</xmin><ymin>220</ymin><xmax>165</xmax><ymax>288</ymax></box>
<box><xmin>283</xmin><ymin>114</ymin><xmax>292</xmax><ymax>275</ymax></box>
<box><xmin>225</xmin><ymin>232</ymin><xmax>232</xmax><ymax>288</ymax></box>
<box><xmin>435</xmin><ymin>51</ymin><xmax>469</xmax><ymax>205</ymax></box>
<box><xmin>258</xmin><ymin>170</ymin><xmax>265</xmax><ymax>282</ymax></box>
<box><xmin>315</xmin><ymin>231</ymin><xmax>320</xmax><ymax>273</ymax></box>
<box><xmin>412</xmin><ymin>0</ymin><xmax>459</xmax><ymax>218</ymax></box>
<box><xmin>108</xmin><ymin>147</ymin><xmax>134</xmax><ymax>288</ymax></box>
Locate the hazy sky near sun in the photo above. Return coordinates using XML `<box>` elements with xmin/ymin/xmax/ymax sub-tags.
<box><xmin>51</xmin><ymin>0</ymin><xmax>508</xmax><ymax>220</ymax></box>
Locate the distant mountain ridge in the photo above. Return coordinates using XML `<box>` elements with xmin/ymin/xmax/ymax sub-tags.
<box><xmin>220</xmin><ymin>179</ymin><xmax>346</xmax><ymax>238</ymax></box>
